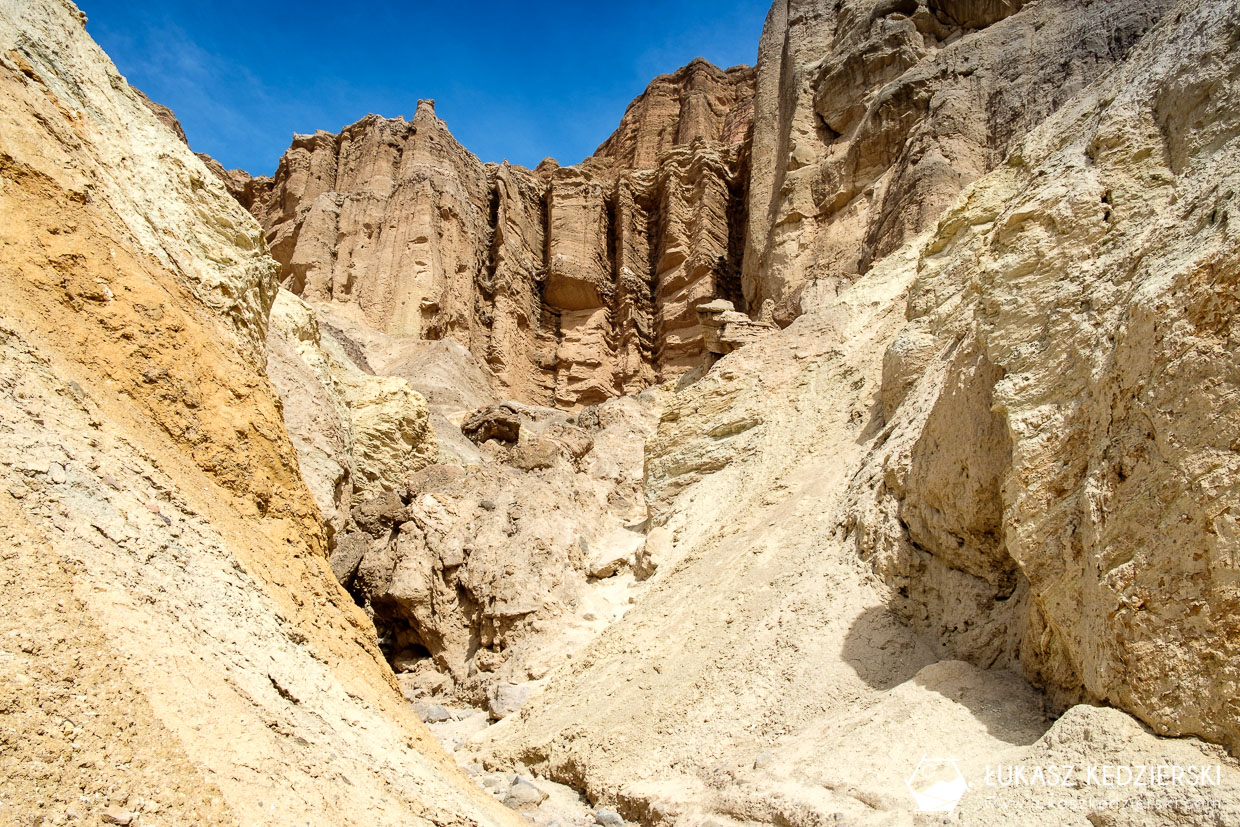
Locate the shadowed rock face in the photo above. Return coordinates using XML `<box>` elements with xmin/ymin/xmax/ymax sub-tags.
<box><xmin>240</xmin><ymin>62</ymin><xmax>755</xmax><ymax>409</ymax></box>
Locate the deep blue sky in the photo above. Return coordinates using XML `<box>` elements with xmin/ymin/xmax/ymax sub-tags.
<box><xmin>80</xmin><ymin>1</ymin><xmax>769</xmax><ymax>175</ymax></box>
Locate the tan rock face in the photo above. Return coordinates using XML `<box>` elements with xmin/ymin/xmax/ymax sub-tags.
<box><xmin>335</xmin><ymin>392</ymin><xmax>665</xmax><ymax>707</ymax></box>
<box><xmin>855</xmin><ymin>0</ymin><xmax>1240</xmax><ymax>751</ymax></box>
<box><xmin>12</xmin><ymin>0</ymin><xmax>1240</xmax><ymax>823</ymax></box>
<box><xmin>242</xmin><ymin>63</ymin><xmax>755</xmax><ymax>408</ymax></box>
<box><xmin>696</xmin><ymin>297</ymin><xmax>777</xmax><ymax>358</ymax></box>
<box><xmin>0</xmin><ymin>2</ymin><xmax>523</xmax><ymax>824</ymax></box>
<box><xmin>265</xmin><ymin>289</ymin><xmax>438</xmax><ymax>538</ymax></box>
<box><xmin>592</xmin><ymin>58</ymin><xmax>755</xmax><ymax>170</ymax></box>
<box><xmin>476</xmin><ymin>0</ymin><xmax>1240</xmax><ymax>820</ymax></box>
<box><xmin>234</xmin><ymin>0</ymin><xmax>1175</xmax><ymax>403</ymax></box>
<box><xmin>259</xmin><ymin>252</ymin><xmax>665</xmax><ymax>705</ymax></box>
<box><xmin>742</xmin><ymin>0</ymin><xmax>1175</xmax><ymax>320</ymax></box>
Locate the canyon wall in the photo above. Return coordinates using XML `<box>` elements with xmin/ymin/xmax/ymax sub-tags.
<box><xmin>476</xmin><ymin>0</ymin><xmax>1240</xmax><ymax>821</ymax></box>
<box><xmin>235</xmin><ymin>0</ymin><xmax>1175</xmax><ymax>403</ymax></box>
<box><xmin>261</xmin><ymin>288</ymin><xmax>668</xmax><ymax>713</ymax></box>
<box><xmin>850</xmin><ymin>0</ymin><xmax>1240</xmax><ymax>752</ymax></box>
<box><xmin>243</xmin><ymin>60</ymin><xmax>755</xmax><ymax>408</ymax></box>
<box><xmin>742</xmin><ymin>0</ymin><xmax>1174</xmax><ymax>319</ymax></box>
<box><xmin>265</xmin><ymin>289</ymin><xmax>440</xmax><ymax>541</ymax></box>
<box><xmin>0</xmin><ymin>1</ymin><xmax>522</xmax><ymax>824</ymax></box>
<box><xmin>6</xmin><ymin>0</ymin><xmax>1240</xmax><ymax>823</ymax></box>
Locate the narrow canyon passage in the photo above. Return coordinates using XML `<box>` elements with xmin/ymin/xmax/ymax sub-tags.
<box><xmin>2</xmin><ymin>0</ymin><xmax>1239</xmax><ymax>825</ymax></box>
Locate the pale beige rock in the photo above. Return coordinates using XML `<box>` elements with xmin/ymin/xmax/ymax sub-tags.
<box><xmin>0</xmin><ymin>2</ymin><xmax>523</xmax><ymax>824</ymax></box>
<box><xmin>340</xmin><ymin>363</ymin><xmax>437</xmax><ymax>498</ymax></box>
<box><xmin>133</xmin><ymin>86</ymin><xmax>186</xmax><ymax>144</ymax></box>
<box><xmin>951</xmin><ymin>704</ymin><xmax>1240</xmax><ymax>825</ymax></box>
<box><xmin>264</xmin><ymin>290</ymin><xmax>357</xmax><ymax>534</ymax></box>
<box><xmin>696</xmin><ymin>298</ymin><xmax>777</xmax><ymax>357</ymax></box>
<box><xmin>474</xmin><ymin>4</ymin><xmax>1240</xmax><ymax>824</ymax></box>
<box><xmin>266</xmin><ymin>289</ymin><xmax>437</xmax><ymax>538</ymax></box>
<box><xmin>742</xmin><ymin>0</ymin><xmax>1175</xmax><ymax>321</ymax></box>
<box><xmin>852</xmin><ymin>0</ymin><xmax>1240</xmax><ymax>752</ymax></box>
<box><xmin>475</xmin><ymin>241</ymin><xmax>943</xmax><ymax>821</ymax></box>
<box><xmin>288</xmin><ymin>298</ymin><xmax>501</xmax><ymax>466</ymax></box>
<box><xmin>337</xmin><ymin>389</ymin><xmax>666</xmax><ymax>706</ymax></box>
<box><xmin>10</xmin><ymin>1</ymin><xmax>1240</xmax><ymax>825</ymax></box>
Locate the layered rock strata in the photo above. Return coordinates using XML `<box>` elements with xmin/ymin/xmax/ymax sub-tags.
<box><xmin>240</xmin><ymin>60</ymin><xmax>756</xmax><ymax>408</ymax></box>
<box><xmin>262</xmin><ymin>288</ymin><xmax>664</xmax><ymax>710</ymax></box>
<box><xmin>9</xmin><ymin>0</ymin><xmax>1240</xmax><ymax>824</ymax></box>
<box><xmin>850</xmin><ymin>0</ymin><xmax>1240</xmax><ymax>752</ymax></box>
<box><xmin>696</xmin><ymin>298</ymin><xmax>777</xmax><ymax>358</ymax></box>
<box><xmin>476</xmin><ymin>0</ymin><xmax>1240</xmax><ymax>821</ymax></box>
<box><xmin>228</xmin><ymin>0</ymin><xmax>1176</xmax><ymax>404</ymax></box>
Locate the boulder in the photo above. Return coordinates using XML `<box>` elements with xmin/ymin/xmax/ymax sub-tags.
<box><xmin>462</xmin><ymin>405</ymin><xmax>522</xmax><ymax>445</ymax></box>
<box><xmin>488</xmin><ymin>682</ymin><xmax>532</xmax><ymax>720</ymax></box>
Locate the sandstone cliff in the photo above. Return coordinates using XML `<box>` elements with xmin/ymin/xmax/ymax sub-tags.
<box><xmin>851</xmin><ymin>0</ymin><xmax>1240</xmax><ymax>753</ymax></box>
<box><xmin>8</xmin><ymin>0</ymin><xmax>1240</xmax><ymax>824</ymax></box>
<box><xmin>234</xmin><ymin>0</ymin><xmax>1178</xmax><ymax>402</ymax></box>
<box><xmin>242</xmin><ymin>60</ymin><xmax>755</xmax><ymax>408</ymax></box>
<box><xmin>474</xmin><ymin>0</ymin><xmax>1240</xmax><ymax>822</ymax></box>
<box><xmin>0</xmin><ymin>2</ymin><xmax>523</xmax><ymax>824</ymax></box>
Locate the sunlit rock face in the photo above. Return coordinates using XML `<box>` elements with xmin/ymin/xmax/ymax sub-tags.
<box><xmin>12</xmin><ymin>0</ymin><xmax>1240</xmax><ymax>824</ymax></box>
<box><xmin>741</xmin><ymin>0</ymin><xmax>1173</xmax><ymax>321</ymax></box>
<box><xmin>473</xmin><ymin>0</ymin><xmax>1240</xmax><ymax>821</ymax></box>
<box><xmin>0</xmin><ymin>1</ymin><xmax>526</xmax><ymax>824</ymax></box>
<box><xmin>242</xmin><ymin>61</ymin><xmax>755</xmax><ymax>408</ymax></box>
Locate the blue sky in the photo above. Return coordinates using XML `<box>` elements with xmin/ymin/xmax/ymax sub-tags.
<box><xmin>79</xmin><ymin>1</ymin><xmax>769</xmax><ymax>175</ymax></box>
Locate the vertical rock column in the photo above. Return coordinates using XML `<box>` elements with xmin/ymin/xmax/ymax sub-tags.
<box><xmin>545</xmin><ymin>168</ymin><xmax>617</xmax><ymax>407</ymax></box>
<box><xmin>653</xmin><ymin>145</ymin><xmax>744</xmax><ymax>375</ymax></box>
<box><xmin>485</xmin><ymin>163</ymin><xmax>555</xmax><ymax>402</ymax></box>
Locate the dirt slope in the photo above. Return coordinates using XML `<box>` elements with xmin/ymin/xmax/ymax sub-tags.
<box><xmin>473</xmin><ymin>2</ymin><xmax>1240</xmax><ymax>823</ymax></box>
<box><xmin>0</xmin><ymin>1</ymin><xmax>525</xmax><ymax>824</ymax></box>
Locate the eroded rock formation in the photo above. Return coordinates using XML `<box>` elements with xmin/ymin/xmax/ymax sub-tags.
<box><xmin>851</xmin><ymin>0</ymin><xmax>1240</xmax><ymax>750</ymax></box>
<box><xmin>332</xmin><ymin>392</ymin><xmax>663</xmax><ymax>711</ymax></box>
<box><xmin>0</xmin><ymin>2</ymin><xmax>523</xmax><ymax>824</ymax></box>
<box><xmin>474</xmin><ymin>0</ymin><xmax>1240</xmax><ymax>821</ymax></box>
<box><xmin>696</xmin><ymin>297</ymin><xmax>777</xmax><ymax>358</ymax></box>
<box><xmin>742</xmin><ymin>0</ymin><xmax>1175</xmax><ymax>320</ymax></box>
<box><xmin>7</xmin><ymin>0</ymin><xmax>1240</xmax><ymax>823</ymax></box>
<box><xmin>266</xmin><ymin>289</ymin><xmax>438</xmax><ymax>540</ymax></box>
<box><xmin>241</xmin><ymin>60</ymin><xmax>756</xmax><ymax>408</ymax></box>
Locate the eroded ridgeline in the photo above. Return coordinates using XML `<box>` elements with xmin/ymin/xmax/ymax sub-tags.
<box><xmin>234</xmin><ymin>60</ymin><xmax>755</xmax><ymax>409</ymax></box>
